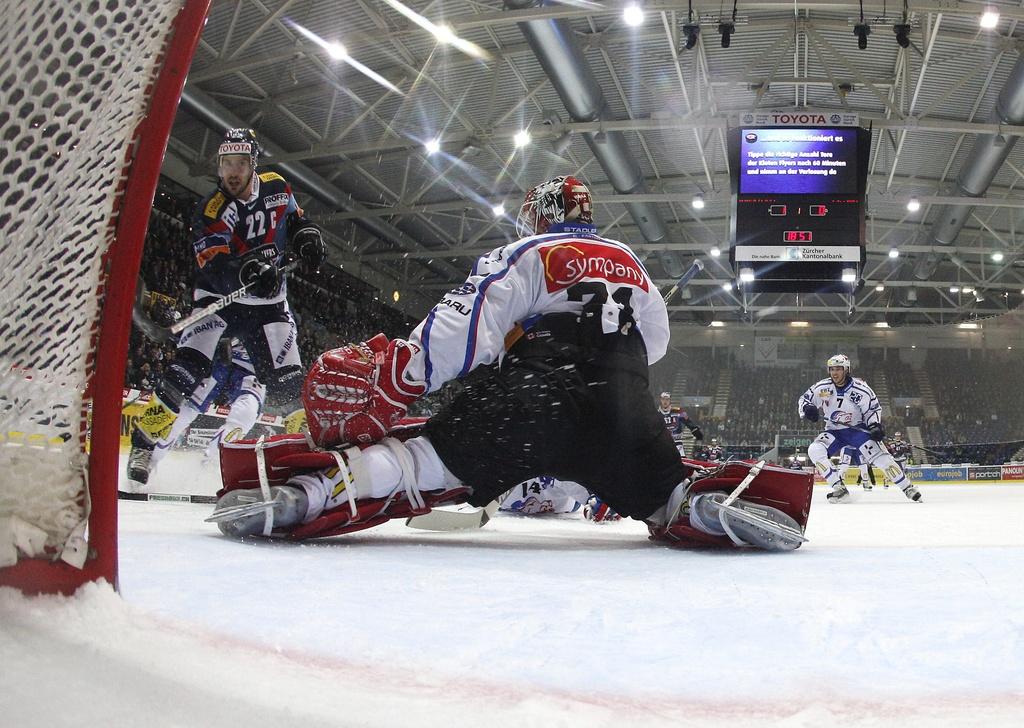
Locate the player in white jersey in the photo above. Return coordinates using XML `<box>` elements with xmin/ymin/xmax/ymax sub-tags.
<box><xmin>209</xmin><ymin>175</ymin><xmax>812</xmax><ymax>551</ymax></box>
<box><xmin>499</xmin><ymin>476</ymin><xmax>621</xmax><ymax>521</ymax></box>
<box><xmin>798</xmin><ymin>354</ymin><xmax>921</xmax><ymax>503</ymax></box>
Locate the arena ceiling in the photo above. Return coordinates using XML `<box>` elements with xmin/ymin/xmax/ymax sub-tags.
<box><xmin>167</xmin><ymin>0</ymin><xmax>1024</xmax><ymax>330</ymax></box>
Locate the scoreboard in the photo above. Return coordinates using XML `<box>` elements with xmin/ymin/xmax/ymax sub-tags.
<box><xmin>728</xmin><ymin>121</ymin><xmax>870</xmax><ymax>293</ymax></box>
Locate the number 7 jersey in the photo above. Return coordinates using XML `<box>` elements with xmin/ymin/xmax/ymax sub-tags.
<box><xmin>404</xmin><ymin>224</ymin><xmax>670</xmax><ymax>393</ymax></box>
<box><xmin>798</xmin><ymin>376</ymin><xmax>882</xmax><ymax>431</ymax></box>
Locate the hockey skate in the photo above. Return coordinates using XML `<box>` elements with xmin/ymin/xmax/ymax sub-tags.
<box><xmin>125</xmin><ymin>445</ymin><xmax>153</xmax><ymax>489</ymax></box>
<box><xmin>689</xmin><ymin>492</ymin><xmax>806</xmax><ymax>551</ymax></box>
<box><xmin>206</xmin><ymin>486</ymin><xmax>309</xmax><ymax>538</ymax></box>
<box><xmin>902</xmin><ymin>484</ymin><xmax>922</xmax><ymax>502</ymax></box>
<box><xmin>826</xmin><ymin>483</ymin><xmax>851</xmax><ymax>503</ymax></box>
<box><xmin>860</xmin><ymin>477</ymin><xmax>872</xmax><ymax>491</ymax></box>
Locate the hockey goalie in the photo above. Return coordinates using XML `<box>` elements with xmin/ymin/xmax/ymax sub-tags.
<box><xmin>207</xmin><ymin>176</ymin><xmax>813</xmax><ymax>551</ymax></box>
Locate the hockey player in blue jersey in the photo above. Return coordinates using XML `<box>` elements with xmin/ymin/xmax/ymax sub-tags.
<box><xmin>129</xmin><ymin>341</ymin><xmax>266</xmax><ymax>491</ymax></box>
<box><xmin>126</xmin><ymin>128</ymin><xmax>326</xmax><ymax>486</ymax></box>
<box><xmin>657</xmin><ymin>391</ymin><xmax>703</xmax><ymax>455</ymax></box>
<box><xmin>799</xmin><ymin>354</ymin><xmax>921</xmax><ymax>503</ymax></box>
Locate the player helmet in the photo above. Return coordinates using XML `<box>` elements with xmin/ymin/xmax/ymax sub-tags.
<box><xmin>660</xmin><ymin>391</ymin><xmax>671</xmax><ymax>398</ymax></box>
<box><xmin>516</xmin><ymin>175</ymin><xmax>593</xmax><ymax>237</ymax></box>
<box><xmin>218</xmin><ymin>127</ymin><xmax>260</xmax><ymax>170</ymax></box>
<box><xmin>894</xmin><ymin>431</ymin><xmax>903</xmax><ymax>439</ymax></box>
<box><xmin>826</xmin><ymin>354</ymin><xmax>851</xmax><ymax>373</ymax></box>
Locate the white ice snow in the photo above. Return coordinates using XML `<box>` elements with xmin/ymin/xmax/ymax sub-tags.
<box><xmin>2</xmin><ymin>451</ymin><xmax>1023</xmax><ymax>726</ymax></box>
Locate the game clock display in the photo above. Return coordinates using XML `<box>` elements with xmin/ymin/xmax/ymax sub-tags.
<box><xmin>728</xmin><ymin>125</ymin><xmax>870</xmax><ymax>293</ymax></box>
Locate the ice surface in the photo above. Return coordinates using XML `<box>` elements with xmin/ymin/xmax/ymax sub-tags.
<box><xmin>2</xmin><ymin>451</ymin><xmax>1023</xmax><ymax>726</ymax></box>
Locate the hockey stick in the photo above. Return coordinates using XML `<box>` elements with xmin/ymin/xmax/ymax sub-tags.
<box><xmin>404</xmin><ymin>498</ymin><xmax>501</xmax><ymax>532</ymax></box>
<box><xmin>721</xmin><ymin>459</ymin><xmax>766</xmax><ymax>507</ymax></box>
<box><xmin>662</xmin><ymin>258</ymin><xmax>705</xmax><ymax>304</ymax></box>
<box><xmin>170</xmin><ymin>258</ymin><xmax>300</xmax><ymax>335</ymax></box>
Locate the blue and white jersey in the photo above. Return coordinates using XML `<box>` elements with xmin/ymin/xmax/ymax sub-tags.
<box><xmin>499</xmin><ymin>476</ymin><xmax>591</xmax><ymax>515</ymax></box>
<box><xmin>798</xmin><ymin>376</ymin><xmax>881</xmax><ymax>432</ymax></box>
<box><xmin>404</xmin><ymin>222</ymin><xmax>669</xmax><ymax>393</ymax></box>
<box><xmin>189</xmin><ymin>344</ymin><xmax>261</xmax><ymax>411</ymax></box>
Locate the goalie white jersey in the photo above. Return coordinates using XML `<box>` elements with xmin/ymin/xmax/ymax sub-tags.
<box><xmin>798</xmin><ymin>376</ymin><xmax>881</xmax><ymax>432</ymax></box>
<box><xmin>404</xmin><ymin>224</ymin><xmax>670</xmax><ymax>392</ymax></box>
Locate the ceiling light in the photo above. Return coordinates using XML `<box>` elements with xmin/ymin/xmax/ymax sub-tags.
<box><xmin>854</xmin><ymin>23</ymin><xmax>871</xmax><ymax>50</ymax></box>
<box><xmin>513</xmin><ymin>129</ymin><xmax>531</xmax><ymax>148</ymax></box>
<box><xmin>432</xmin><ymin>23</ymin><xmax>457</xmax><ymax>45</ymax></box>
<box><xmin>682</xmin><ymin>22</ymin><xmax>700</xmax><ymax>50</ymax></box>
<box><xmin>992</xmin><ymin>251</ymin><xmax>1005</xmax><ymax>262</ymax></box>
<box><xmin>911</xmin><ymin>344</ymin><xmax>917</xmax><ymax>349</ymax></box>
<box><xmin>980</xmin><ymin>10</ymin><xmax>1000</xmax><ymax>29</ymax></box>
<box><xmin>692</xmin><ymin>194</ymin><xmax>705</xmax><ymax>210</ymax></box>
<box><xmin>962</xmin><ymin>286</ymin><xmax>974</xmax><ymax>294</ymax></box>
<box><xmin>709</xmin><ymin>246</ymin><xmax>721</xmax><ymax>257</ymax></box>
<box><xmin>392</xmin><ymin>290</ymin><xmax>400</xmax><ymax>303</ymax></box>
<box><xmin>888</xmin><ymin>248</ymin><xmax>900</xmax><ymax>258</ymax></box>
<box><xmin>950</xmin><ymin>286</ymin><xmax>960</xmax><ymax>293</ymax></box>
<box><xmin>874</xmin><ymin>322</ymin><xmax>890</xmax><ymax>328</ymax></box>
<box><xmin>721</xmin><ymin>282</ymin><xmax>733</xmax><ymax>291</ymax></box>
<box><xmin>739</xmin><ymin>267</ymin><xmax>755</xmax><ymax>282</ymax></box>
<box><xmin>958</xmin><ymin>322</ymin><xmax>980</xmax><ymax>330</ymax></box>
<box><xmin>906</xmin><ymin>197</ymin><xmax>921</xmax><ymax>212</ymax></box>
<box><xmin>718</xmin><ymin>22</ymin><xmax>735</xmax><ymax>48</ymax></box>
<box><xmin>841</xmin><ymin>268</ymin><xmax>857</xmax><ymax>283</ymax></box>
<box><xmin>893</xmin><ymin>23</ymin><xmax>911</xmax><ymax>48</ymax></box>
<box><xmin>424</xmin><ymin>137</ymin><xmax>441</xmax><ymax>155</ymax></box>
<box><xmin>790</xmin><ymin>321</ymin><xmax>810</xmax><ymax>328</ymax></box>
<box><xmin>623</xmin><ymin>4</ymin><xmax>644</xmax><ymax>27</ymax></box>
<box><xmin>710</xmin><ymin>320</ymin><xmax>725</xmax><ymax>327</ymax></box>
<box><xmin>327</xmin><ymin>42</ymin><xmax>348</xmax><ymax>60</ymax></box>
<box><xmin>875</xmin><ymin>284</ymin><xmax>885</xmax><ymax>292</ymax></box>
<box><xmin>491</xmin><ymin>203</ymin><xmax>505</xmax><ymax>217</ymax></box>
<box><xmin>1009</xmin><ymin>346</ymin><xmax>1014</xmax><ymax>350</ymax></box>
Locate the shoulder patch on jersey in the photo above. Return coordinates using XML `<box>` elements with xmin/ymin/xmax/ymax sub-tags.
<box><xmin>204</xmin><ymin>191</ymin><xmax>227</xmax><ymax>219</ymax></box>
<box><xmin>258</xmin><ymin>171</ymin><xmax>284</xmax><ymax>183</ymax></box>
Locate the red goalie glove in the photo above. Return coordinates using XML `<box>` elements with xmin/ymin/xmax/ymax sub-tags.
<box><xmin>303</xmin><ymin>333</ymin><xmax>427</xmax><ymax>447</ymax></box>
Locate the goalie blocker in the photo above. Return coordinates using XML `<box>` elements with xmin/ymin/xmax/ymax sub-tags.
<box><xmin>208</xmin><ymin>426</ymin><xmax>812</xmax><ymax>550</ymax></box>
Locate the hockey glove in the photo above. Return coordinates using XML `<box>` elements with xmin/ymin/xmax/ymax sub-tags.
<box><xmin>867</xmin><ymin>422</ymin><xmax>885</xmax><ymax>441</ymax></box>
<box><xmin>801</xmin><ymin>403</ymin><xmax>820</xmax><ymax>422</ymax></box>
<box><xmin>583</xmin><ymin>495</ymin><xmax>621</xmax><ymax>523</ymax></box>
<box><xmin>303</xmin><ymin>333</ymin><xmax>427</xmax><ymax>447</ymax></box>
<box><xmin>288</xmin><ymin>217</ymin><xmax>327</xmax><ymax>268</ymax></box>
<box><xmin>238</xmin><ymin>253</ymin><xmax>281</xmax><ymax>298</ymax></box>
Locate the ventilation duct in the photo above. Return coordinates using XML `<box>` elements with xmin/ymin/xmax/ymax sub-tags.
<box><xmin>505</xmin><ymin>0</ymin><xmax>686</xmax><ymax>277</ymax></box>
<box><xmin>898</xmin><ymin>55</ymin><xmax>1024</xmax><ymax>308</ymax></box>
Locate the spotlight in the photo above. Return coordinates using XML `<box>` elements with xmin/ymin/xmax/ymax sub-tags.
<box><xmin>424</xmin><ymin>137</ymin><xmax>441</xmax><ymax>155</ymax></box>
<box><xmin>710</xmin><ymin>246</ymin><xmax>721</xmax><ymax>258</ymax></box>
<box><xmin>906</xmin><ymin>197</ymin><xmax>921</xmax><ymax>212</ymax></box>
<box><xmin>513</xmin><ymin>129</ymin><xmax>531</xmax><ymax>148</ymax></box>
<box><xmin>893</xmin><ymin>23</ymin><xmax>911</xmax><ymax>48</ymax></box>
<box><xmin>491</xmin><ymin>203</ymin><xmax>505</xmax><ymax>218</ymax></box>
<box><xmin>623</xmin><ymin>4</ymin><xmax>644</xmax><ymax>27</ymax></box>
<box><xmin>875</xmin><ymin>284</ymin><xmax>885</xmax><ymax>292</ymax></box>
<box><xmin>950</xmin><ymin>287</ymin><xmax>960</xmax><ymax>294</ymax></box>
<box><xmin>854</xmin><ymin>23</ymin><xmax>871</xmax><ymax>50</ymax></box>
<box><xmin>692</xmin><ymin>194</ymin><xmax>705</xmax><ymax>210</ymax></box>
<box><xmin>992</xmin><ymin>251</ymin><xmax>1005</xmax><ymax>262</ymax></box>
<box><xmin>739</xmin><ymin>267</ymin><xmax>755</xmax><ymax>282</ymax></box>
<box><xmin>718</xmin><ymin>22</ymin><xmax>734</xmax><ymax>48</ymax></box>
<box><xmin>888</xmin><ymin>248</ymin><xmax>899</xmax><ymax>259</ymax></box>
<box><xmin>682</xmin><ymin>23</ymin><xmax>700</xmax><ymax>50</ymax></box>
<box><xmin>841</xmin><ymin>268</ymin><xmax>857</xmax><ymax>283</ymax></box>
<box><xmin>721</xmin><ymin>282</ymin><xmax>733</xmax><ymax>291</ymax></box>
<box><xmin>980</xmin><ymin>10</ymin><xmax>1000</xmax><ymax>29</ymax></box>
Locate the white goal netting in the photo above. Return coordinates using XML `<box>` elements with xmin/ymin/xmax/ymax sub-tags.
<box><xmin>0</xmin><ymin>0</ymin><xmax>186</xmax><ymax>571</ymax></box>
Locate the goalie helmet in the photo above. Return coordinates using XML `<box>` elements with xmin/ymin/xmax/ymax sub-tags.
<box><xmin>516</xmin><ymin>175</ymin><xmax>593</xmax><ymax>237</ymax></box>
<box><xmin>826</xmin><ymin>354</ymin><xmax>851</xmax><ymax>373</ymax></box>
<box><xmin>218</xmin><ymin>127</ymin><xmax>260</xmax><ymax>170</ymax></box>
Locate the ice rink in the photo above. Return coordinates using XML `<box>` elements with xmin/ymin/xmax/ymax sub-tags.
<box><xmin>3</xmin><ymin>450</ymin><xmax>1024</xmax><ymax>727</ymax></box>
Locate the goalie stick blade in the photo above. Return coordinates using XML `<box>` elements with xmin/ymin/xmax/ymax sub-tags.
<box><xmin>405</xmin><ymin>499</ymin><xmax>500</xmax><ymax>532</ymax></box>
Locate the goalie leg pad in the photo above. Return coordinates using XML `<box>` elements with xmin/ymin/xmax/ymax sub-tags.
<box><xmin>696</xmin><ymin>493</ymin><xmax>807</xmax><ymax>551</ymax></box>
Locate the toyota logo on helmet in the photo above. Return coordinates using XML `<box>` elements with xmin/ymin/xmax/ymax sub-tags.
<box><xmin>218</xmin><ymin>127</ymin><xmax>260</xmax><ymax>168</ymax></box>
<box><xmin>516</xmin><ymin>175</ymin><xmax>593</xmax><ymax>237</ymax></box>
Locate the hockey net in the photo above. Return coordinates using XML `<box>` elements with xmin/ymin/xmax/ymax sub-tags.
<box><xmin>0</xmin><ymin>0</ymin><xmax>209</xmax><ymax>594</ymax></box>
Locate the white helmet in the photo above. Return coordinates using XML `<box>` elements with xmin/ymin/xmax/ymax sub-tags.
<box><xmin>826</xmin><ymin>354</ymin><xmax>851</xmax><ymax>372</ymax></box>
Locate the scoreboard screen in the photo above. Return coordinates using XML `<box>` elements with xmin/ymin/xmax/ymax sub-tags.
<box><xmin>728</xmin><ymin>124</ymin><xmax>869</xmax><ymax>293</ymax></box>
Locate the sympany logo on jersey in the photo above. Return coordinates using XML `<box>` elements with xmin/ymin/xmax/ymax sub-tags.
<box><xmin>539</xmin><ymin>240</ymin><xmax>649</xmax><ymax>293</ymax></box>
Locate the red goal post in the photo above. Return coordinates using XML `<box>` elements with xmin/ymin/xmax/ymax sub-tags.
<box><xmin>0</xmin><ymin>0</ymin><xmax>210</xmax><ymax>594</ymax></box>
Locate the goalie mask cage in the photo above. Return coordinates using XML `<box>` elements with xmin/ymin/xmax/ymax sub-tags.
<box><xmin>0</xmin><ymin>0</ymin><xmax>210</xmax><ymax>595</ymax></box>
